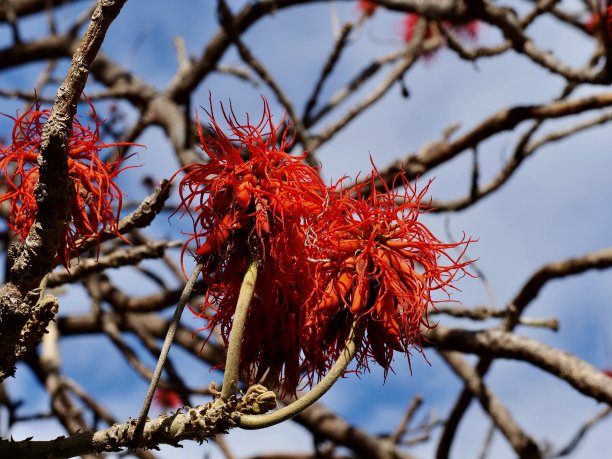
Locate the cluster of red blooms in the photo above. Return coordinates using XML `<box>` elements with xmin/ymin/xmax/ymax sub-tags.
<box><xmin>0</xmin><ymin>100</ymin><xmax>134</xmax><ymax>267</ymax></box>
<box><xmin>358</xmin><ymin>1</ymin><xmax>478</xmax><ymax>50</ymax></box>
<box><xmin>176</xmin><ymin>100</ymin><xmax>473</xmax><ymax>394</ymax></box>
<box><xmin>174</xmin><ymin>100</ymin><xmax>326</xmax><ymax>392</ymax></box>
<box><xmin>304</xmin><ymin>172</ymin><xmax>471</xmax><ymax>376</ymax></box>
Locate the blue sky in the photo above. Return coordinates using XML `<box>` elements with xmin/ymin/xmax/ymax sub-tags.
<box><xmin>2</xmin><ymin>0</ymin><xmax>612</xmax><ymax>457</ymax></box>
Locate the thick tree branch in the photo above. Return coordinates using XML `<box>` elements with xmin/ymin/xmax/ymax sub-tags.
<box><xmin>0</xmin><ymin>386</ymin><xmax>275</xmax><ymax>458</ymax></box>
<box><xmin>292</xmin><ymin>402</ymin><xmax>417</xmax><ymax>459</ymax></box>
<box><xmin>428</xmin><ymin>327</ymin><xmax>612</xmax><ymax>405</ymax></box>
<box><xmin>0</xmin><ymin>0</ymin><xmax>128</xmax><ymax>382</ymax></box>
<box><xmin>56</xmin><ymin>311</ymin><xmax>414</xmax><ymax>459</ymax></box>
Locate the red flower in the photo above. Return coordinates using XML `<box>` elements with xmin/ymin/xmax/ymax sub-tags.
<box><xmin>403</xmin><ymin>13</ymin><xmax>478</xmax><ymax>50</ymax></box>
<box><xmin>174</xmin><ymin>99</ymin><xmax>324</xmax><ymax>259</ymax></box>
<box><xmin>358</xmin><ymin>0</ymin><xmax>378</xmax><ymax>18</ymax></box>
<box><xmin>154</xmin><ymin>388</ymin><xmax>184</xmax><ymax>412</ymax></box>
<box><xmin>305</xmin><ymin>171</ymin><xmax>473</xmax><ymax>377</ymax></box>
<box><xmin>403</xmin><ymin>14</ymin><xmax>434</xmax><ymax>43</ymax></box>
<box><xmin>174</xmin><ymin>98</ymin><xmax>327</xmax><ymax>394</ymax></box>
<box><xmin>0</xmin><ymin>99</ymin><xmax>136</xmax><ymax>267</ymax></box>
<box><xmin>586</xmin><ymin>5</ymin><xmax>612</xmax><ymax>37</ymax></box>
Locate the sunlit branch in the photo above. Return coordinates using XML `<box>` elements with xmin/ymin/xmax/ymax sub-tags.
<box><xmin>436</xmin><ymin>246</ymin><xmax>612</xmax><ymax>457</ymax></box>
<box><xmin>428</xmin><ymin>326</ymin><xmax>612</xmax><ymax>405</ymax></box>
<box><xmin>48</xmin><ymin>240</ymin><xmax>180</xmax><ymax>288</ymax></box>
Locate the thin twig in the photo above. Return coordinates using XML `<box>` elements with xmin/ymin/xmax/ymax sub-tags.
<box><xmin>48</xmin><ymin>240</ymin><xmax>180</xmax><ymax>288</ymax></box>
<box><xmin>390</xmin><ymin>395</ymin><xmax>424</xmax><ymax>444</ymax></box>
<box><xmin>0</xmin><ymin>0</ymin><xmax>22</xmax><ymax>44</ymax></box>
<box><xmin>303</xmin><ymin>21</ymin><xmax>354</xmax><ymax>122</ymax></box>
<box><xmin>132</xmin><ymin>260</ymin><xmax>204</xmax><ymax>442</ymax></box>
<box><xmin>553</xmin><ymin>405</ymin><xmax>612</xmax><ymax>457</ymax></box>
<box><xmin>477</xmin><ymin>423</ymin><xmax>496</xmax><ymax>459</ymax></box>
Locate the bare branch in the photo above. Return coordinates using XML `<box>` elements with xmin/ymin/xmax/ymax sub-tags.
<box><xmin>0</xmin><ymin>0</ymin><xmax>87</xmax><ymax>22</ymax></box>
<box><xmin>436</xmin><ymin>247</ymin><xmax>612</xmax><ymax>458</ymax></box>
<box><xmin>389</xmin><ymin>395</ymin><xmax>423</xmax><ymax>445</ymax></box>
<box><xmin>369</xmin><ymin>91</ymin><xmax>612</xmax><ymax>196</ymax></box>
<box><xmin>10</xmin><ymin>0</ymin><xmax>128</xmax><ymax>291</ymax></box>
<box><xmin>0</xmin><ymin>387</ymin><xmax>275</xmax><ymax>458</ymax></box>
<box><xmin>48</xmin><ymin>240</ymin><xmax>180</xmax><ymax>288</ymax></box>
<box><xmin>428</xmin><ymin>326</ymin><xmax>612</xmax><ymax>405</ymax></box>
<box><xmin>439</xmin><ymin>351</ymin><xmax>541</xmax><ymax>458</ymax></box>
<box><xmin>76</xmin><ymin>179</ymin><xmax>171</xmax><ymax>252</ymax></box>
<box><xmin>303</xmin><ymin>22</ymin><xmax>354</xmax><ymax>121</ymax></box>
<box><xmin>553</xmin><ymin>405</ymin><xmax>612</xmax><ymax>457</ymax></box>
<box><xmin>309</xmin><ymin>22</ymin><xmax>427</xmax><ymax>151</ymax></box>
<box><xmin>293</xmin><ymin>402</ymin><xmax>417</xmax><ymax>459</ymax></box>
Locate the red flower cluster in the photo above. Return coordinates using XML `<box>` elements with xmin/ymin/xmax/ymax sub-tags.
<box><xmin>176</xmin><ymin>100</ymin><xmax>473</xmax><ymax>394</ymax></box>
<box><xmin>175</xmin><ymin>99</ymin><xmax>326</xmax><ymax>393</ymax></box>
<box><xmin>304</xmin><ymin>171</ymin><xmax>472</xmax><ymax>376</ymax></box>
<box><xmin>403</xmin><ymin>13</ymin><xmax>478</xmax><ymax>46</ymax></box>
<box><xmin>356</xmin><ymin>2</ymin><xmax>478</xmax><ymax>53</ymax></box>
<box><xmin>0</xmin><ymin>100</ymin><xmax>135</xmax><ymax>267</ymax></box>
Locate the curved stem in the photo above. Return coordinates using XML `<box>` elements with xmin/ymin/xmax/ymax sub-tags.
<box><xmin>239</xmin><ymin>321</ymin><xmax>362</xmax><ymax>430</ymax></box>
<box><xmin>133</xmin><ymin>260</ymin><xmax>203</xmax><ymax>442</ymax></box>
<box><xmin>220</xmin><ymin>258</ymin><xmax>259</xmax><ymax>401</ymax></box>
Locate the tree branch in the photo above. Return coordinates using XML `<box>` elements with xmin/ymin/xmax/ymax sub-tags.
<box><xmin>0</xmin><ymin>0</ymin><xmax>128</xmax><ymax>382</ymax></box>
<box><xmin>0</xmin><ymin>387</ymin><xmax>275</xmax><ymax>458</ymax></box>
<box><xmin>428</xmin><ymin>326</ymin><xmax>612</xmax><ymax>405</ymax></box>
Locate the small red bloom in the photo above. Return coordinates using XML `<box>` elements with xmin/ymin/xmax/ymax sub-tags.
<box><xmin>304</xmin><ymin>170</ymin><xmax>473</xmax><ymax>377</ymax></box>
<box><xmin>402</xmin><ymin>13</ymin><xmax>478</xmax><ymax>51</ymax></box>
<box><xmin>403</xmin><ymin>14</ymin><xmax>434</xmax><ymax>43</ymax></box>
<box><xmin>586</xmin><ymin>4</ymin><xmax>612</xmax><ymax>38</ymax></box>
<box><xmin>358</xmin><ymin>0</ymin><xmax>378</xmax><ymax>18</ymax></box>
<box><xmin>0</xmin><ymin>99</ymin><xmax>136</xmax><ymax>267</ymax></box>
<box><xmin>458</xmin><ymin>21</ymin><xmax>479</xmax><ymax>41</ymax></box>
<box><xmin>174</xmin><ymin>98</ymin><xmax>327</xmax><ymax>394</ymax></box>
<box><xmin>154</xmin><ymin>388</ymin><xmax>184</xmax><ymax>412</ymax></box>
<box><xmin>586</xmin><ymin>13</ymin><xmax>600</xmax><ymax>34</ymax></box>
